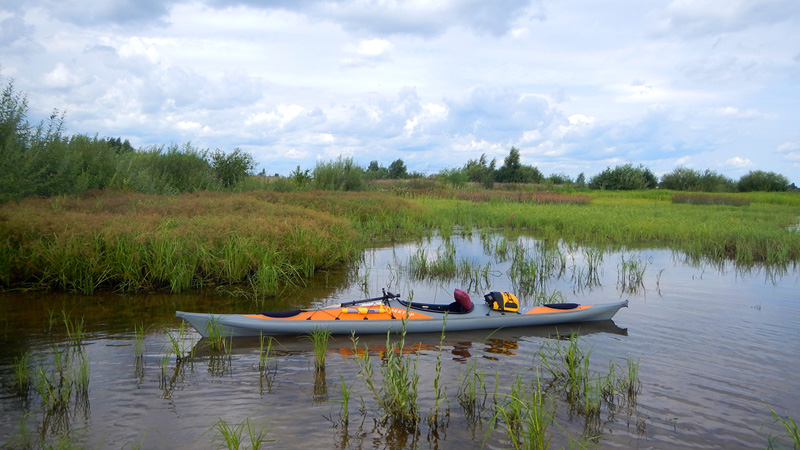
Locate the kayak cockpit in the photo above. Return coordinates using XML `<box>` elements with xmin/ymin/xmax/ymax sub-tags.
<box><xmin>398</xmin><ymin>288</ymin><xmax>474</xmax><ymax>314</ymax></box>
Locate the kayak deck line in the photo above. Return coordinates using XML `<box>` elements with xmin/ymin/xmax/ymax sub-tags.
<box><xmin>176</xmin><ymin>289</ymin><xmax>628</xmax><ymax>338</ymax></box>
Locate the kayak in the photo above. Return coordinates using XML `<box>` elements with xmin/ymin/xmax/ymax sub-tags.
<box><xmin>176</xmin><ymin>289</ymin><xmax>628</xmax><ymax>338</ymax></box>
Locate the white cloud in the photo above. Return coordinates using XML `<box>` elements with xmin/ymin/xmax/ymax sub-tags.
<box><xmin>1</xmin><ymin>0</ymin><xmax>797</xmax><ymax>182</ymax></box>
<box><xmin>725</xmin><ymin>156</ymin><xmax>752</xmax><ymax>168</ymax></box>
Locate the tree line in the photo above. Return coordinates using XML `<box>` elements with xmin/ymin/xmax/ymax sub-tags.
<box><xmin>1</xmin><ymin>80</ymin><xmax>795</xmax><ymax>202</ymax></box>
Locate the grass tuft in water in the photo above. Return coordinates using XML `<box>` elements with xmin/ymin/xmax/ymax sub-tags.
<box><xmin>457</xmin><ymin>359</ymin><xmax>487</xmax><ymax>425</ymax></box>
<box><xmin>213</xmin><ymin>417</ymin><xmax>273</xmax><ymax>450</ymax></box>
<box><xmin>352</xmin><ymin>316</ymin><xmax>421</xmax><ymax>430</ymax></box>
<box><xmin>12</xmin><ymin>352</ymin><xmax>32</xmax><ymax>397</ymax></box>
<box><xmin>766</xmin><ymin>405</ymin><xmax>800</xmax><ymax>450</ymax></box>
<box><xmin>306</xmin><ymin>328</ymin><xmax>332</xmax><ymax>372</ymax></box>
<box><xmin>489</xmin><ymin>371</ymin><xmax>553</xmax><ymax>450</ymax></box>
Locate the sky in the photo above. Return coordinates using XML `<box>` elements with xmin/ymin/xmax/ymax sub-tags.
<box><xmin>2</xmin><ymin>0</ymin><xmax>799</xmax><ymax>182</ymax></box>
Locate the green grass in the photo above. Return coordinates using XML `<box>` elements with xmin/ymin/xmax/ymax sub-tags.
<box><xmin>213</xmin><ymin>417</ymin><xmax>272</xmax><ymax>450</ymax></box>
<box><xmin>766</xmin><ymin>405</ymin><xmax>799</xmax><ymax>450</ymax></box>
<box><xmin>306</xmin><ymin>328</ymin><xmax>332</xmax><ymax>372</ymax></box>
<box><xmin>1</xmin><ymin>188</ymin><xmax>798</xmax><ymax>294</ymax></box>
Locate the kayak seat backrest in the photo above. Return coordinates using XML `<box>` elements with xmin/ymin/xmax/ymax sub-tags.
<box><xmin>543</xmin><ymin>303</ymin><xmax>580</xmax><ymax>310</ymax></box>
<box><xmin>261</xmin><ymin>309</ymin><xmax>303</xmax><ymax>318</ymax></box>
<box><xmin>454</xmin><ymin>289</ymin><xmax>474</xmax><ymax>312</ymax></box>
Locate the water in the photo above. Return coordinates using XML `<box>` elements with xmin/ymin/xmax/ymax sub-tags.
<box><xmin>1</xmin><ymin>232</ymin><xmax>798</xmax><ymax>449</ymax></box>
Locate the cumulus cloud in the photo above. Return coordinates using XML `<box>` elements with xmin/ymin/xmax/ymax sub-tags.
<box><xmin>341</xmin><ymin>38</ymin><xmax>393</xmax><ymax>67</ymax></box>
<box><xmin>2</xmin><ymin>0</ymin><xmax>797</xmax><ymax>181</ymax></box>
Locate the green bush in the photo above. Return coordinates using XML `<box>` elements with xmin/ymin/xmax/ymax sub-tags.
<box><xmin>737</xmin><ymin>170</ymin><xmax>790</xmax><ymax>192</ymax></box>
<box><xmin>589</xmin><ymin>164</ymin><xmax>657</xmax><ymax>190</ymax></box>
<box><xmin>660</xmin><ymin>167</ymin><xmax>735</xmax><ymax>192</ymax></box>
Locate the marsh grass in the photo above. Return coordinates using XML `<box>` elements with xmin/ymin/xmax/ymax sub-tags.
<box><xmin>618</xmin><ymin>254</ymin><xmax>649</xmax><ymax>294</ymax></box>
<box><xmin>0</xmin><ymin>191</ymin><xmax>371</xmax><ymax>294</ymax></box>
<box><xmin>28</xmin><ymin>341</ymin><xmax>91</xmax><ymax>437</ymax></box>
<box><xmin>457</xmin><ymin>360</ymin><xmax>488</xmax><ymax>425</ymax></box>
<box><xmin>257</xmin><ymin>333</ymin><xmax>275</xmax><ymax>377</ymax></box>
<box><xmin>338</xmin><ymin>376</ymin><xmax>352</xmax><ymax>425</ymax></box>
<box><xmin>3</xmin><ymin>189</ymin><xmax>799</xmax><ymax>295</ymax></box>
<box><xmin>428</xmin><ymin>315</ymin><xmax>448</xmax><ymax>428</ymax></box>
<box><xmin>490</xmin><ymin>372</ymin><xmax>553</xmax><ymax>450</ymax></box>
<box><xmin>404</xmin><ymin>243</ymin><xmax>494</xmax><ymax>291</ymax></box>
<box><xmin>12</xmin><ymin>352</ymin><xmax>32</xmax><ymax>397</ymax></box>
<box><xmin>536</xmin><ymin>333</ymin><xmax>641</xmax><ymax>437</ymax></box>
<box><xmin>509</xmin><ymin>240</ymin><xmax>566</xmax><ymax>297</ymax></box>
<box><xmin>213</xmin><ymin>417</ymin><xmax>273</xmax><ymax>450</ymax></box>
<box><xmin>306</xmin><ymin>328</ymin><xmax>332</xmax><ymax>372</ymax></box>
<box><xmin>352</xmin><ymin>319</ymin><xmax>421</xmax><ymax>430</ymax></box>
<box><xmin>766</xmin><ymin>405</ymin><xmax>800</xmax><ymax>450</ymax></box>
<box><xmin>61</xmin><ymin>312</ymin><xmax>85</xmax><ymax>346</ymax></box>
<box><xmin>672</xmin><ymin>192</ymin><xmax>750</xmax><ymax>207</ymax></box>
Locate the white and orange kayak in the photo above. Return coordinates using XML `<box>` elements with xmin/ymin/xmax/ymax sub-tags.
<box><xmin>176</xmin><ymin>289</ymin><xmax>628</xmax><ymax>338</ymax></box>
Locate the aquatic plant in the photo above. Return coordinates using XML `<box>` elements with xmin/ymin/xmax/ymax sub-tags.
<box><xmin>457</xmin><ymin>359</ymin><xmax>487</xmax><ymax>425</ymax></box>
<box><xmin>428</xmin><ymin>315</ymin><xmax>448</xmax><ymax>427</ymax></box>
<box><xmin>618</xmin><ymin>253</ymin><xmax>648</xmax><ymax>294</ymax></box>
<box><xmin>766</xmin><ymin>405</ymin><xmax>800</xmax><ymax>450</ymax></box>
<box><xmin>352</xmin><ymin>320</ymin><xmax>421</xmax><ymax>429</ymax></box>
<box><xmin>489</xmin><ymin>371</ymin><xmax>553</xmax><ymax>450</ymax></box>
<box><xmin>11</xmin><ymin>352</ymin><xmax>32</xmax><ymax>397</ymax></box>
<box><xmin>338</xmin><ymin>376</ymin><xmax>352</xmax><ymax>425</ymax></box>
<box><xmin>213</xmin><ymin>417</ymin><xmax>273</xmax><ymax>450</ymax></box>
<box><xmin>306</xmin><ymin>328</ymin><xmax>332</xmax><ymax>372</ymax></box>
<box><xmin>62</xmin><ymin>311</ymin><xmax>85</xmax><ymax>347</ymax></box>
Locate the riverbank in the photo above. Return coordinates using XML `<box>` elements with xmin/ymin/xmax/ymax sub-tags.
<box><xmin>1</xmin><ymin>187</ymin><xmax>798</xmax><ymax>295</ymax></box>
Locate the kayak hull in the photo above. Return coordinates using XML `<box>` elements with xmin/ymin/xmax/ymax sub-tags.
<box><xmin>176</xmin><ymin>298</ymin><xmax>628</xmax><ymax>338</ymax></box>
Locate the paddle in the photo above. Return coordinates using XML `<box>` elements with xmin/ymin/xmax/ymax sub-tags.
<box><xmin>339</xmin><ymin>289</ymin><xmax>400</xmax><ymax>307</ymax></box>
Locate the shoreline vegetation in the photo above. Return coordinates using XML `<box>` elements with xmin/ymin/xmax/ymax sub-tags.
<box><xmin>2</xmin><ymin>80</ymin><xmax>799</xmax><ymax>295</ymax></box>
<box><xmin>1</xmin><ymin>185</ymin><xmax>799</xmax><ymax>296</ymax></box>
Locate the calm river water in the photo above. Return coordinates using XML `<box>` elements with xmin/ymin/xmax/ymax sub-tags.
<box><xmin>1</xmin><ymin>232</ymin><xmax>798</xmax><ymax>449</ymax></box>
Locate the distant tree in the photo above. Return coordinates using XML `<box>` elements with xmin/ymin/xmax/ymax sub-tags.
<box><xmin>290</xmin><ymin>165</ymin><xmax>312</xmax><ymax>187</ymax></box>
<box><xmin>388</xmin><ymin>158</ymin><xmax>408</xmax><ymax>179</ymax></box>
<box><xmin>105</xmin><ymin>137</ymin><xmax>134</xmax><ymax>154</ymax></box>
<box><xmin>438</xmin><ymin>167</ymin><xmax>467</xmax><ymax>188</ymax></box>
<box><xmin>659</xmin><ymin>167</ymin><xmax>734</xmax><ymax>192</ymax></box>
<box><xmin>547</xmin><ymin>173</ymin><xmax>571</xmax><ymax>185</ymax></box>
<box><xmin>575</xmin><ymin>172</ymin><xmax>586</xmax><ymax>186</ymax></box>
<box><xmin>464</xmin><ymin>153</ymin><xmax>496</xmax><ymax>188</ymax></box>
<box><xmin>210</xmin><ymin>148</ymin><xmax>255</xmax><ymax>188</ymax></box>
<box><xmin>364</xmin><ymin>160</ymin><xmax>389</xmax><ymax>180</ymax></box>
<box><xmin>737</xmin><ymin>170</ymin><xmax>790</xmax><ymax>192</ymax></box>
<box><xmin>589</xmin><ymin>164</ymin><xmax>657</xmax><ymax>190</ymax></box>
<box><xmin>495</xmin><ymin>147</ymin><xmax>543</xmax><ymax>184</ymax></box>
